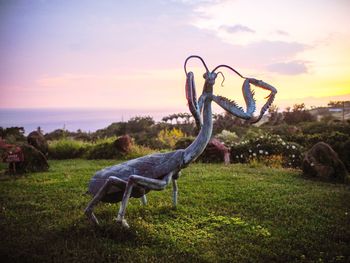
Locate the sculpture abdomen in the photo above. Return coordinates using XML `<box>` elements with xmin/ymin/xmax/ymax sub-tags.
<box><xmin>88</xmin><ymin>150</ymin><xmax>185</xmax><ymax>203</ymax></box>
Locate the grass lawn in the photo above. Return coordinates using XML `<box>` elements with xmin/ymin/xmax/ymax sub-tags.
<box><xmin>0</xmin><ymin>160</ymin><xmax>349</xmax><ymax>262</ymax></box>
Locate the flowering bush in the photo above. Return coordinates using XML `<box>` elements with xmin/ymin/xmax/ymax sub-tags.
<box><xmin>230</xmin><ymin>133</ymin><xmax>303</xmax><ymax>168</ymax></box>
<box><xmin>157</xmin><ymin>128</ymin><xmax>185</xmax><ymax>148</ymax></box>
<box><xmin>216</xmin><ymin>130</ymin><xmax>239</xmax><ymax>145</ymax></box>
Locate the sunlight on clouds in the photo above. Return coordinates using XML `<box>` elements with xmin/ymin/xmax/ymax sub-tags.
<box><xmin>191</xmin><ymin>0</ymin><xmax>350</xmax><ymax>45</ymax></box>
<box><xmin>34</xmin><ymin>69</ymin><xmax>186</xmax><ymax>109</ymax></box>
<box><xmin>1</xmin><ymin>0</ymin><xmax>349</xmax><ymax>111</ymax></box>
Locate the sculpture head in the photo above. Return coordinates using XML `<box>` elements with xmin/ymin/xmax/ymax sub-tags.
<box><xmin>184</xmin><ymin>55</ymin><xmax>245</xmax><ymax>96</ymax></box>
<box><xmin>184</xmin><ymin>55</ymin><xmax>277</xmax><ymax>125</ymax></box>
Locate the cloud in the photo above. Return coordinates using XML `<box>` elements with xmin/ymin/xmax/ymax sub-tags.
<box><xmin>266</xmin><ymin>61</ymin><xmax>308</xmax><ymax>75</ymax></box>
<box><xmin>220</xmin><ymin>24</ymin><xmax>255</xmax><ymax>34</ymax></box>
<box><xmin>275</xmin><ymin>30</ymin><xmax>289</xmax><ymax>36</ymax></box>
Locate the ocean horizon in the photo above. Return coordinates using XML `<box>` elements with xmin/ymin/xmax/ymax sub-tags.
<box><xmin>0</xmin><ymin>108</ymin><xmax>182</xmax><ymax>134</ymax></box>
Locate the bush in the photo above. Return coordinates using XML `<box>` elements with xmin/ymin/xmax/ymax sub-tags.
<box><xmin>157</xmin><ymin>128</ymin><xmax>185</xmax><ymax>148</ymax></box>
<box><xmin>48</xmin><ymin>139</ymin><xmax>90</xmax><ymax>159</ymax></box>
<box><xmin>248</xmin><ymin>155</ymin><xmax>283</xmax><ymax>169</ymax></box>
<box><xmin>123</xmin><ymin>144</ymin><xmax>154</xmax><ymax>160</ymax></box>
<box><xmin>216</xmin><ymin>130</ymin><xmax>239</xmax><ymax>145</ymax></box>
<box><xmin>231</xmin><ymin>133</ymin><xmax>303</xmax><ymax>168</ymax></box>
<box><xmin>85</xmin><ymin>142</ymin><xmax>117</xmax><ymax>159</ymax></box>
<box><xmin>174</xmin><ymin>137</ymin><xmax>195</xmax><ymax>150</ymax></box>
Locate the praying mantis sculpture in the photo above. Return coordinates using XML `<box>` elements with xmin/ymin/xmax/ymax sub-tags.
<box><xmin>85</xmin><ymin>55</ymin><xmax>277</xmax><ymax>228</ymax></box>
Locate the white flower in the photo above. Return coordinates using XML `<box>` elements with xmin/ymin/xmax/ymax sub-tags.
<box><xmin>249</xmin><ymin>149</ymin><xmax>252</xmax><ymax>153</ymax></box>
<box><xmin>292</xmin><ymin>145</ymin><xmax>296</xmax><ymax>149</ymax></box>
<box><xmin>259</xmin><ymin>150</ymin><xmax>263</xmax><ymax>154</ymax></box>
<box><xmin>292</xmin><ymin>154</ymin><xmax>295</xmax><ymax>158</ymax></box>
<box><xmin>260</xmin><ymin>136</ymin><xmax>263</xmax><ymax>139</ymax></box>
<box><xmin>265</xmin><ymin>151</ymin><xmax>268</xmax><ymax>155</ymax></box>
<box><xmin>289</xmin><ymin>162</ymin><xmax>292</xmax><ymax>166</ymax></box>
<box><xmin>240</xmin><ymin>154</ymin><xmax>243</xmax><ymax>158</ymax></box>
<box><xmin>253</xmin><ymin>153</ymin><xmax>257</xmax><ymax>156</ymax></box>
<box><xmin>282</xmin><ymin>142</ymin><xmax>286</xmax><ymax>146</ymax></box>
<box><xmin>286</xmin><ymin>146</ymin><xmax>289</xmax><ymax>149</ymax></box>
<box><xmin>236</xmin><ymin>155</ymin><xmax>239</xmax><ymax>158</ymax></box>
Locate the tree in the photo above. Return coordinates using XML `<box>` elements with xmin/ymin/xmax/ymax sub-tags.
<box><xmin>283</xmin><ymin>103</ymin><xmax>315</xmax><ymax>124</ymax></box>
<box><xmin>328</xmin><ymin>101</ymin><xmax>350</xmax><ymax>108</ymax></box>
<box><xmin>126</xmin><ymin>116</ymin><xmax>155</xmax><ymax>134</ymax></box>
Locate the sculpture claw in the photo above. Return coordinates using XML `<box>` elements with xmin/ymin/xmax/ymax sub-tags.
<box><xmin>186</xmin><ymin>71</ymin><xmax>202</xmax><ymax>129</ymax></box>
<box><xmin>245</xmin><ymin>77</ymin><xmax>277</xmax><ymax>124</ymax></box>
<box><xmin>115</xmin><ymin>215</ymin><xmax>130</xmax><ymax>229</ymax></box>
<box><xmin>85</xmin><ymin>208</ymin><xmax>99</xmax><ymax>225</ymax></box>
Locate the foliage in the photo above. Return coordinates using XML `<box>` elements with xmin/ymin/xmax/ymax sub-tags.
<box><xmin>0</xmin><ymin>160</ymin><xmax>349</xmax><ymax>262</ymax></box>
<box><xmin>126</xmin><ymin>116</ymin><xmax>155</xmax><ymax>134</ymax></box>
<box><xmin>122</xmin><ymin>144</ymin><xmax>154</xmax><ymax>160</ymax></box>
<box><xmin>174</xmin><ymin>137</ymin><xmax>195</xmax><ymax>150</ymax></box>
<box><xmin>248</xmin><ymin>154</ymin><xmax>284</xmax><ymax>169</ymax></box>
<box><xmin>328</xmin><ymin>100</ymin><xmax>350</xmax><ymax>108</ymax></box>
<box><xmin>48</xmin><ymin>137</ymin><xmax>155</xmax><ymax>161</ymax></box>
<box><xmin>48</xmin><ymin>139</ymin><xmax>90</xmax><ymax>159</ymax></box>
<box><xmin>0</xmin><ymin>127</ymin><xmax>26</xmax><ymax>143</ymax></box>
<box><xmin>215</xmin><ymin>130</ymin><xmax>239</xmax><ymax>145</ymax></box>
<box><xmin>213</xmin><ymin>112</ymin><xmax>247</xmax><ymax>135</ymax></box>
<box><xmin>85</xmin><ymin>142</ymin><xmax>118</xmax><ymax>159</ymax></box>
<box><xmin>231</xmin><ymin>133</ymin><xmax>303</xmax><ymax>168</ymax></box>
<box><xmin>157</xmin><ymin>128</ymin><xmax>185</xmax><ymax>148</ymax></box>
<box><xmin>283</xmin><ymin>103</ymin><xmax>316</xmax><ymax>124</ymax></box>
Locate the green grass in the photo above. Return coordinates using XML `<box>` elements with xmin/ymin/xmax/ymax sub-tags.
<box><xmin>0</xmin><ymin>160</ymin><xmax>349</xmax><ymax>262</ymax></box>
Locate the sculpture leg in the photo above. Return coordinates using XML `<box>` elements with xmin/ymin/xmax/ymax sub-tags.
<box><xmin>172</xmin><ymin>179</ymin><xmax>178</xmax><ymax>207</ymax></box>
<box><xmin>116</xmin><ymin>172</ymin><xmax>174</xmax><ymax>228</ymax></box>
<box><xmin>140</xmin><ymin>195</ymin><xmax>147</xmax><ymax>205</ymax></box>
<box><xmin>85</xmin><ymin>176</ymin><xmax>127</xmax><ymax>225</ymax></box>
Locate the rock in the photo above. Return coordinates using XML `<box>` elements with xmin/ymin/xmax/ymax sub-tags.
<box><xmin>113</xmin><ymin>135</ymin><xmax>132</xmax><ymax>154</ymax></box>
<box><xmin>27</xmin><ymin>131</ymin><xmax>48</xmax><ymax>156</ymax></box>
<box><xmin>302</xmin><ymin>142</ymin><xmax>348</xmax><ymax>183</ymax></box>
<box><xmin>13</xmin><ymin>143</ymin><xmax>49</xmax><ymax>173</ymax></box>
<box><xmin>200</xmin><ymin>138</ymin><xmax>230</xmax><ymax>164</ymax></box>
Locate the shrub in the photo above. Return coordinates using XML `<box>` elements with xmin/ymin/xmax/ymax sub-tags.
<box><xmin>248</xmin><ymin>155</ymin><xmax>283</xmax><ymax>169</ymax></box>
<box><xmin>157</xmin><ymin>128</ymin><xmax>185</xmax><ymax>148</ymax></box>
<box><xmin>133</xmin><ymin>133</ymin><xmax>167</xmax><ymax>150</ymax></box>
<box><xmin>48</xmin><ymin>139</ymin><xmax>90</xmax><ymax>159</ymax></box>
<box><xmin>174</xmin><ymin>137</ymin><xmax>195</xmax><ymax>149</ymax></box>
<box><xmin>85</xmin><ymin>137</ymin><xmax>128</xmax><ymax>159</ymax></box>
<box><xmin>85</xmin><ymin>142</ymin><xmax>117</xmax><ymax>159</ymax></box>
<box><xmin>231</xmin><ymin>133</ymin><xmax>303</xmax><ymax>168</ymax></box>
<box><xmin>216</xmin><ymin>130</ymin><xmax>239</xmax><ymax>145</ymax></box>
<box><xmin>123</xmin><ymin>144</ymin><xmax>154</xmax><ymax>160</ymax></box>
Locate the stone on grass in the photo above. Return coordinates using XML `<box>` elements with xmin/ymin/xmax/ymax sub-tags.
<box><xmin>113</xmin><ymin>135</ymin><xmax>132</xmax><ymax>154</ymax></box>
<box><xmin>302</xmin><ymin>142</ymin><xmax>348</xmax><ymax>183</ymax></box>
<box><xmin>16</xmin><ymin>144</ymin><xmax>49</xmax><ymax>173</ymax></box>
<box><xmin>27</xmin><ymin>130</ymin><xmax>49</xmax><ymax>156</ymax></box>
<box><xmin>200</xmin><ymin>138</ymin><xmax>230</xmax><ymax>164</ymax></box>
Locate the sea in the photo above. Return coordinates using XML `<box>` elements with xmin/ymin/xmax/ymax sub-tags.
<box><xmin>0</xmin><ymin>108</ymin><xmax>180</xmax><ymax>135</ymax></box>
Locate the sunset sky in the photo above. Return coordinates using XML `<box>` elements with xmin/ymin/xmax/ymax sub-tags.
<box><xmin>1</xmin><ymin>0</ymin><xmax>349</xmax><ymax>114</ymax></box>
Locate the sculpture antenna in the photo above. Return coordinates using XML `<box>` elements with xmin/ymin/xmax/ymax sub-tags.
<box><xmin>212</xmin><ymin>64</ymin><xmax>245</xmax><ymax>79</ymax></box>
<box><xmin>184</xmin><ymin>55</ymin><xmax>210</xmax><ymax>74</ymax></box>
<box><xmin>216</xmin><ymin>71</ymin><xmax>225</xmax><ymax>87</ymax></box>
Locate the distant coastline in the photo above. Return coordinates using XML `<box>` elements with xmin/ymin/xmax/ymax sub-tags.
<box><xmin>0</xmin><ymin>108</ymin><xmax>182</xmax><ymax>134</ymax></box>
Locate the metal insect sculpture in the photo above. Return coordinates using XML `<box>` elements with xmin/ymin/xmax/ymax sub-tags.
<box><xmin>85</xmin><ymin>55</ymin><xmax>277</xmax><ymax>228</ymax></box>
